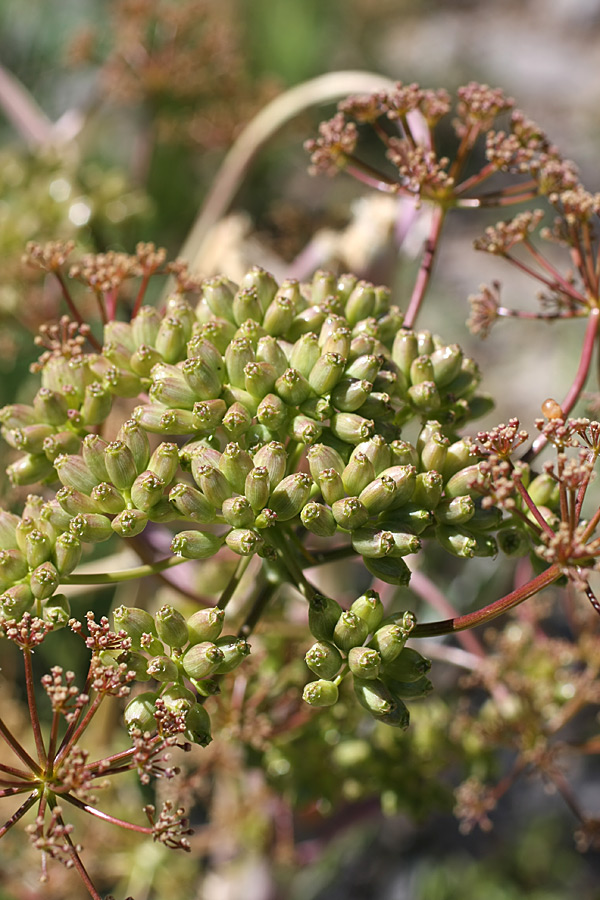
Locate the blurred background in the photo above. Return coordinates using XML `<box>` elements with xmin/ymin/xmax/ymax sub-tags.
<box><xmin>1</xmin><ymin>1</ymin><xmax>600</xmax><ymax>897</ymax></box>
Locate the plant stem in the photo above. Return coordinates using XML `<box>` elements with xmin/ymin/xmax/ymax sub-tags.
<box><xmin>411</xmin><ymin>563</ymin><xmax>561</xmax><ymax>637</ymax></box>
<box><xmin>404</xmin><ymin>204</ymin><xmax>446</xmax><ymax>328</ymax></box>
<box><xmin>23</xmin><ymin>647</ymin><xmax>47</xmax><ymax>767</ymax></box>
<box><xmin>63</xmin><ymin>555</ymin><xmax>190</xmax><ymax>584</ymax></box>
<box><xmin>217</xmin><ymin>555</ymin><xmax>253</xmax><ymax>610</ymax></box>
<box><xmin>525</xmin><ymin>307</ymin><xmax>600</xmax><ymax>462</ymax></box>
<box><xmin>61</xmin><ymin>792</ymin><xmax>154</xmax><ymax>835</ymax></box>
<box><xmin>0</xmin><ymin>715</ymin><xmax>42</xmax><ymax>775</ymax></box>
<box><xmin>0</xmin><ymin>791</ymin><xmax>38</xmax><ymax>838</ymax></box>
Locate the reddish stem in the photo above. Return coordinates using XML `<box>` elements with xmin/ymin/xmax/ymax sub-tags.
<box><xmin>0</xmin><ymin>791</ymin><xmax>38</xmax><ymax>838</ymax></box>
<box><xmin>404</xmin><ymin>204</ymin><xmax>446</xmax><ymax>328</ymax></box>
<box><xmin>0</xmin><ymin>716</ymin><xmax>42</xmax><ymax>775</ymax></box>
<box><xmin>512</xmin><ymin>475</ymin><xmax>555</xmax><ymax>537</ymax></box>
<box><xmin>62</xmin><ymin>792</ymin><xmax>154</xmax><ymax>835</ymax></box>
<box><xmin>526</xmin><ymin>307</ymin><xmax>600</xmax><ymax>462</ymax></box>
<box><xmin>23</xmin><ymin>647</ymin><xmax>47</xmax><ymax>767</ymax></box>
<box><xmin>54</xmin><ymin>694</ymin><xmax>103</xmax><ymax>769</ymax></box>
<box><xmin>411</xmin><ymin>563</ymin><xmax>561</xmax><ymax>637</ymax></box>
<box><xmin>132</xmin><ymin>273</ymin><xmax>151</xmax><ymax>317</ymax></box>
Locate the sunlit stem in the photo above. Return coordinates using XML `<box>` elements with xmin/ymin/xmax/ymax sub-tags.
<box><xmin>63</xmin><ymin>555</ymin><xmax>190</xmax><ymax>585</ymax></box>
<box><xmin>404</xmin><ymin>204</ymin><xmax>446</xmax><ymax>329</ymax></box>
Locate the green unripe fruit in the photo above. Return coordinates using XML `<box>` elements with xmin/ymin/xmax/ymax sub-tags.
<box><xmin>161</xmin><ymin>684</ymin><xmax>196</xmax><ymax>713</ymax></box>
<box><xmin>1</xmin><ymin>584</ymin><xmax>34</xmax><ymax>619</ymax></box>
<box><xmin>54</xmin><ymin>533</ymin><xmax>82</xmax><ymax>576</ymax></box>
<box><xmin>303</xmin><ymin>679</ymin><xmax>339</xmax><ymax>707</ymax></box>
<box><xmin>171</xmin><ymin>531</ymin><xmax>224</xmax><ymax>560</ymax></box>
<box><xmin>30</xmin><ymin>562</ymin><xmax>60</xmax><ymax>600</ymax></box>
<box><xmin>308</xmin><ymin>593</ymin><xmax>343</xmax><ymax>641</ymax></box>
<box><xmin>300</xmin><ymin>501</ymin><xmax>337</xmax><ymax>537</ymax></box>
<box><xmin>186</xmin><ymin>607</ymin><xmax>225</xmax><ymax>645</ymax></box>
<box><xmin>155</xmin><ymin>605</ymin><xmax>189</xmax><ymax>648</ymax></box>
<box><xmin>221</xmin><ymin>496</ymin><xmax>255</xmax><ymax>528</ymax></box>
<box><xmin>369</xmin><ymin>621</ymin><xmax>413</xmax><ymax>663</ymax></box>
<box><xmin>348</xmin><ymin>646</ymin><xmax>381</xmax><ymax>680</ymax></box>
<box><xmin>333</xmin><ymin>611</ymin><xmax>369</xmax><ymax>652</ymax></box>
<box><xmin>226</xmin><ymin>528</ymin><xmax>264</xmax><ymax>556</ymax></box>
<box><xmin>384</xmin><ymin>674</ymin><xmax>433</xmax><ymax>700</ymax></box>
<box><xmin>184</xmin><ymin>703</ymin><xmax>212</xmax><ymax>746</ymax></box>
<box><xmin>124</xmin><ymin>691</ymin><xmax>158</xmax><ymax>731</ymax></box>
<box><xmin>305</xmin><ymin>641</ymin><xmax>343</xmax><ymax>680</ymax></box>
<box><xmin>69</xmin><ymin>513</ymin><xmax>113</xmax><ymax>543</ymax></box>
<box><xmin>113</xmin><ymin>606</ymin><xmax>159</xmax><ymax>651</ymax></box>
<box><xmin>42</xmin><ymin>594</ymin><xmax>71</xmax><ymax>630</ymax></box>
<box><xmin>268</xmin><ymin>473</ymin><xmax>312</xmax><ymax>521</ymax></box>
<box><xmin>213</xmin><ymin>635</ymin><xmax>251</xmax><ymax>673</ymax></box>
<box><xmin>498</xmin><ymin>527</ymin><xmax>530</xmax><ymax>557</ymax></box>
<box><xmin>182</xmin><ymin>642</ymin><xmax>224</xmax><ymax>679</ymax></box>
<box><xmin>331</xmin><ymin>497</ymin><xmax>369</xmax><ymax>530</ymax></box>
<box><xmin>353</xmin><ymin>678</ymin><xmax>394</xmax><ymax>717</ymax></box>
<box><xmin>350</xmin><ymin>590</ymin><xmax>384</xmax><ymax>632</ymax></box>
<box><xmin>146</xmin><ymin>655</ymin><xmax>179</xmax><ymax>682</ymax></box>
<box><xmin>117</xmin><ymin>651</ymin><xmax>150</xmax><ymax>682</ymax></box>
<box><xmin>111</xmin><ymin>509</ymin><xmax>149</xmax><ymax>538</ymax></box>
<box><xmin>382</xmin><ymin>647</ymin><xmax>431</xmax><ymax>682</ymax></box>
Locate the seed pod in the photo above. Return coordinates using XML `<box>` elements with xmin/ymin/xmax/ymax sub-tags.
<box><xmin>342</xmin><ymin>452</ymin><xmax>375</xmax><ymax>496</ymax></box>
<box><xmin>54</xmin><ymin>454</ymin><xmax>98</xmax><ymax>495</ymax></box>
<box><xmin>42</xmin><ymin>594</ymin><xmax>72</xmax><ymax>630</ymax></box>
<box><xmin>24</xmin><ymin>529</ymin><xmax>52</xmax><ymax>569</ymax></box>
<box><xmin>53</xmin><ymin>533</ymin><xmax>82</xmax><ymax>575</ymax></box>
<box><xmin>133</xmin><ymin>305</ymin><xmax>162</xmax><ymax>346</ymax></box>
<box><xmin>235</xmin><ymin>319</ymin><xmax>268</xmax><ymax>346</ymax></box>
<box><xmin>5</xmin><ymin>424</ymin><xmax>55</xmax><ymax>455</ymax></box>
<box><xmin>435</xmin><ymin>495</ymin><xmax>475</xmax><ymax>526</ymax></box>
<box><xmin>307</xmin><ymin>443</ymin><xmax>345</xmax><ymax>480</ymax></box>
<box><xmin>244</xmin><ymin>466</ymin><xmax>270</xmax><ymax>512</ymax></box>
<box><xmin>42</xmin><ymin>431</ymin><xmax>81</xmax><ymax>462</ymax></box>
<box><xmin>420</xmin><ymin>432</ymin><xmax>449</xmax><ymax>473</ymax></box>
<box><xmin>69</xmin><ymin>513</ymin><xmax>113</xmax><ymax>543</ymax></box>
<box><xmin>329</xmin><ymin>413</ymin><xmax>374</xmax><ymax>446</ymax></box>
<box><xmin>0</xmin><ymin>548</ymin><xmax>28</xmax><ymax>586</ymax></box>
<box><xmin>308</xmin><ymin>593</ymin><xmax>343</xmax><ymax>641</ymax></box>
<box><xmin>430</xmin><ymin>343</ymin><xmax>463</xmax><ymax>386</ymax></box>
<box><xmin>351</xmin><ymin>527</ymin><xmax>395</xmax><ymax>559</ymax></box>
<box><xmin>244</xmin><ymin>361</ymin><xmax>278</xmax><ymax>399</ymax></box>
<box><xmin>130</xmin><ymin>344</ymin><xmax>163</xmax><ymax>377</ymax></box>
<box><xmin>190</xmin><ymin>399</ymin><xmax>226</xmax><ymax>435</ymax></box>
<box><xmin>161</xmin><ymin>683</ymin><xmax>196</xmax><ymax>714</ymax></box>
<box><xmin>117</xmin><ymin>650</ymin><xmax>150</xmax><ymax>682</ymax></box>
<box><xmin>407</xmin><ymin>381</ymin><xmax>441</xmax><ymax>412</ymax></box>
<box><xmin>409</xmin><ymin>355</ymin><xmax>435</xmax><ymax>387</ymax></box>
<box><xmin>322</xmin><ymin>326</ymin><xmax>352</xmax><ymax>359</ymax></box>
<box><xmin>1</xmin><ymin>583</ymin><xmax>33</xmax><ymax>619</ymax></box>
<box><xmin>344</xmin><ymin>354</ymin><xmax>382</xmax><ymax>382</ymax></box>
<box><xmin>113</xmin><ymin>606</ymin><xmax>159</xmax><ymax>651</ymax></box>
<box><xmin>226</xmin><ymin>528</ymin><xmax>264</xmax><ymax>556</ymax></box>
<box><xmin>345</xmin><ymin>281</ymin><xmax>376</xmax><ymax>325</ymax></box>
<box><xmin>268</xmin><ymin>473</ymin><xmax>312</xmax><ymax>521</ymax></box>
<box><xmin>305</xmin><ymin>641</ymin><xmax>343</xmax><ymax>680</ymax></box>
<box><xmin>111</xmin><ymin>509</ymin><xmax>149</xmax><ymax>537</ymax></box>
<box><xmin>384</xmin><ymin>674</ymin><xmax>433</xmax><ymax>700</ymax></box>
<box><xmin>213</xmin><ymin>635</ymin><xmax>251</xmax><ymax>673</ymax></box>
<box><xmin>221</xmin><ymin>401</ymin><xmax>252</xmax><ymax>438</ymax></box>
<box><xmin>0</xmin><ymin>509</ymin><xmax>21</xmax><ymax>549</ymax></box>
<box><xmin>289</xmin><ymin>414</ymin><xmax>321</xmax><ymax>445</ymax></box>
<box><xmin>103</xmin><ymin>441</ymin><xmax>137</xmax><ymax>491</ymax></box>
<box><xmin>133</xmin><ymin>405</ymin><xmax>196</xmax><ymax>435</ymax></box>
<box><xmin>356</xmin><ymin>474</ymin><xmax>395</xmax><ymax>516</ymax></box>
<box><xmin>118</xmin><ymin>420</ymin><xmax>151</xmax><ymax>474</ymax></box>
<box><xmin>275</xmin><ymin>367</ymin><xmax>312</xmax><ymax>405</ymax></box>
<box><xmin>527</xmin><ymin>473</ymin><xmax>557</xmax><ymax>507</ymax></box>
<box><xmin>80</xmin><ymin>434</ymin><xmax>109</xmax><ymax>483</ymax></box>
<box><xmin>155</xmin><ymin>604</ymin><xmax>189</xmax><ymax>649</ymax></box>
<box><xmin>330</xmin><ymin>378</ymin><xmax>372</xmax><ymax>413</ymax></box>
<box><xmin>333</xmin><ymin>610</ymin><xmax>369</xmax><ymax>652</ymax></box>
<box><xmin>154</xmin><ymin>316</ymin><xmax>187</xmax><ymax>363</ymax></box>
<box><xmin>171</xmin><ymin>530</ymin><xmax>224</xmax><ymax>559</ymax></box>
<box><xmin>369</xmin><ymin>618</ymin><xmax>415</xmax><ymax>663</ymax></box>
<box><xmin>80</xmin><ymin>382</ymin><xmax>112</xmax><ymax>426</ymax></box>
<box><xmin>149</xmin><ymin>443</ymin><xmax>181</xmax><ymax>484</ymax></box>
<box><xmin>0</xmin><ymin>403</ymin><xmax>38</xmax><ymax>429</ymax></box>
<box><xmin>192</xmin><ymin>465</ymin><xmax>231</xmax><ymax>508</ymax></box>
<box><xmin>308</xmin><ymin>352</ymin><xmax>346</xmax><ymax>395</ymax></box>
<box><xmin>30</xmin><ymin>561</ymin><xmax>60</xmax><ymax>600</ymax></box>
<box><xmin>435</xmin><ymin>524</ymin><xmax>477</xmax><ymax>558</ymax></box>
<box><xmin>130</xmin><ymin>471</ymin><xmax>165</xmax><ymax>511</ymax></box>
<box><xmin>301</xmin><ymin>501</ymin><xmax>337</xmax><ymax>537</ymax></box>
<box><xmin>124</xmin><ymin>692</ymin><xmax>158</xmax><ymax>732</ymax></box>
<box><xmin>331</xmin><ymin>496</ymin><xmax>369</xmax><ymax>530</ymax></box>
<box><xmin>169</xmin><ymin>483</ymin><xmax>216</xmax><ymax>523</ymax></box>
<box><xmin>182</xmin><ymin>640</ymin><xmax>223</xmax><ymax>680</ymax></box>
<box><xmin>348</xmin><ymin>646</ymin><xmax>381</xmax><ymax>680</ymax></box>
<box><xmin>256</xmin><ymin>393</ymin><xmax>287</xmax><ymax>430</ymax></box>
<box><xmin>33</xmin><ymin>388</ymin><xmax>69</xmax><ymax>425</ymax></box>
<box><xmin>184</xmin><ymin>703</ymin><xmax>212</xmax><ymax>746</ymax></box>
<box><xmin>445</xmin><ymin>463</ymin><xmax>486</xmax><ymax>498</ymax></box>
<box><xmin>187</xmin><ymin>607</ymin><xmax>225</xmax><ymax>645</ymax></box>
<box><xmin>221</xmin><ymin>496</ymin><xmax>255</xmax><ymax>528</ymax></box>
<box><xmin>262</xmin><ymin>290</ymin><xmax>298</xmax><ymax>335</ymax></box>
<box><xmin>364</xmin><ymin>555</ymin><xmax>412</xmax><ymax>586</ymax></box>
<box><xmin>303</xmin><ymin>679</ymin><xmax>339</xmax><ymax>707</ymax></box>
<box><xmin>442</xmin><ymin>439</ymin><xmax>476</xmax><ymax>480</ymax></box>
<box><xmin>55</xmin><ymin>486</ymin><xmax>99</xmax><ymax>517</ymax></box>
<box><xmin>253</xmin><ymin>442</ymin><xmax>287</xmax><ymax>489</ymax></box>
<box><xmin>90</xmin><ymin>482</ymin><xmax>127</xmax><ymax>515</ymax></box>
<box><xmin>289</xmin><ymin>332</ymin><xmax>321</xmax><ymax>377</ymax></box>
<box><xmin>40</xmin><ymin>500</ymin><xmax>72</xmax><ymax>535</ymax></box>
<box><xmin>218</xmin><ymin>443</ymin><xmax>254</xmax><ymax>493</ymax></box>
<box><xmin>412</xmin><ymin>471</ymin><xmax>443</xmax><ymax>510</ymax></box>
<box><xmin>353</xmin><ymin>677</ymin><xmax>395</xmax><ymax>717</ymax></box>
<box><xmin>240</xmin><ymin>266</ymin><xmax>278</xmax><ymax>311</ymax></box>
<box><xmin>391</xmin><ymin>329</ymin><xmax>418</xmax><ymax>376</ymax></box>
<box><xmin>383</xmin><ymin>647</ymin><xmax>431</xmax><ymax>682</ymax></box>
<box><xmin>225</xmin><ymin>338</ymin><xmax>254</xmax><ymax>388</ymax></box>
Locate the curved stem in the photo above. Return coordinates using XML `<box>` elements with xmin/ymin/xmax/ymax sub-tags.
<box><xmin>411</xmin><ymin>563</ymin><xmax>561</xmax><ymax>637</ymax></box>
<box><xmin>403</xmin><ymin>204</ymin><xmax>446</xmax><ymax>329</ymax></box>
<box><xmin>525</xmin><ymin>308</ymin><xmax>600</xmax><ymax>462</ymax></box>
<box><xmin>63</xmin><ymin>554</ymin><xmax>190</xmax><ymax>585</ymax></box>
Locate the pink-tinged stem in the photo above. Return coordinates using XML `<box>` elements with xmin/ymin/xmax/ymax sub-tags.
<box><xmin>105</xmin><ymin>288</ymin><xmax>118</xmax><ymax>321</ymax></box>
<box><xmin>512</xmin><ymin>475</ymin><xmax>555</xmax><ymax>537</ymax></box>
<box><xmin>524</xmin><ymin>240</ymin><xmax>588</xmax><ymax>304</ymax></box>
<box><xmin>345</xmin><ymin>160</ymin><xmax>402</xmax><ymax>194</ymax></box>
<box><xmin>458</xmin><ymin>190</ymin><xmax>539</xmax><ymax>209</ymax></box>
<box><xmin>53</xmin><ymin>694</ymin><xmax>103</xmax><ymax>769</ymax></box>
<box><xmin>412</xmin><ymin>563</ymin><xmax>561</xmax><ymax>637</ymax></box>
<box><xmin>62</xmin><ymin>792</ymin><xmax>153</xmax><ymax>835</ymax></box>
<box><xmin>454</xmin><ymin>160</ymin><xmax>501</xmax><ymax>196</ymax></box>
<box><xmin>404</xmin><ymin>204</ymin><xmax>446</xmax><ymax>329</ymax></box>
<box><xmin>132</xmin><ymin>273</ymin><xmax>151</xmax><ymax>317</ymax></box>
<box><xmin>526</xmin><ymin>307</ymin><xmax>600</xmax><ymax>461</ymax></box>
<box><xmin>0</xmin><ymin>761</ymin><xmax>36</xmax><ymax>780</ymax></box>
<box><xmin>0</xmin><ymin>791</ymin><xmax>38</xmax><ymax>838</ymax></box>
<box><xmin>53</xmin><ymin>270</ymin><xmax>84</xmax><ymax>325</ymax></box>
<box><xmin>55</xmin><ymin>811</ymin><xmax>104</xmax><ymax>900</ymax></box>
<box><xmin>22</xmin><ymin>648</ymin><xmax>46</xmax><ymax>767</ymax></box>
<box><xmin>0</xmin><ymin>716</ymin><xmax>42</xmax><ymax>775</ymax></box>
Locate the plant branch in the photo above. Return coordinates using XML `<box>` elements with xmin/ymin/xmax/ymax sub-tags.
<box><xmin>63</xmin><ymin>554</ymin><xmax>190</xmax><ymax>584</ymax></box>
<box><xmin>403</xmin><ymin>204</ymin><xmax>446</xmax><ymax>328</ymax></box>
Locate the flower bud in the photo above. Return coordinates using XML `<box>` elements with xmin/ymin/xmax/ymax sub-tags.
<box><xmin>301</xmin><ymin>501</ymin><xmax>337</xmax><ymax>537</ymax></box>
<box><xmin>275</xmin><ymin>368</ymin><xmax>311</xmax><ymax>405</ymax></box>
<box><xmin>330</xmin><ymin>413</ymin><xmax>374</xmax><ymax>445</ymax></box>
<box><xmin>305</xmin><ymin>641</ymin><xmax>343</xmax><ymax>680</ymax></box>
<box><xmin>187</xmin><ymin>607</ymin><xmax>225</xmax><ymax>645</ymax></box>
<box><xmin>184</xmin><ymin>702</ymin><xmax>212</xmax><ymax>746</ymax></box>
<box><xmin>111</xmin><ymin>509</ymin><xmax>149</xmax><ymax>538</ymax></box>
<box><xmin>303</xmin><ymin>679</ymin><xmax>339</xmax><ymax>707</ymax></box>
<box><xmin>308</xmin><ymin>593</ymin><xmax>342</xmax><ymax>641</ymax></box>
<box><xmin>182</xmin><ymin>641</ymin><xmax>224</xmax><ymax>679</ymax></box>
<box><xmin>383</xmin><ymin>647</ymin><xmax>431</xmax><ymax>682</ymax></box>
<box><xmin>171</xmin><ymin>530</ymin><xmax>224</xmax><ymax>559</ymax></box>
<box><xmin>69</xmin><ymin>513</ymin><xmax>113</xmax><ymax>543</ymax></box>
<box><xmin>30</xmin><ymin>561</ymin><xmax>60</xmax><ymax>600</ymax></box>
<box><xmin>124</xmin><ymin>691</ymin><xmax>158</xmax><ymax>731</ymax></box>
<box><xmin>333</xmin><ymin>610</ymin><xmax>369</xmax><ymax>652</ymax></box>
<box><xmin>213</xmin><ymin>635</ymin><xmax>251</xmax><ymax>673</ymax></box>
<box><xmin>268</xmin><ymin>473</ymin><xmax>311</xmax><ymax>521</ymax></box>
<box><xmin>348</xmin><ymin>646</ymin><xmax>381</xmax><ymax>680</ymax></box>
